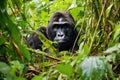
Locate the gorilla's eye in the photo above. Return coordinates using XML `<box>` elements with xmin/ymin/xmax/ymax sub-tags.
<box><xmin>53</xmin><ymin>28</ymin><xmax>57</xmax><ymax>32</ymax></box>
<box><xmin>53</xmin><ymin>26</ymin><xmax>58</xmax><ymax>32</ymax></box>
<box><xmin>65</xmin><ymin>27</ymin><xmax>70</xmax><ymax>31</ymax></box>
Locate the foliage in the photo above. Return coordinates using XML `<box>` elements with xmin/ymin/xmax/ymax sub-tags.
<box><xmin>0</xmin><ymin>0</ymin><xmax>120</xmax><ymax>80</ymax></box>
<box><xmin>78</xmin><ymin>56</ymin><xmax>114</xmax><ymax>80</ymax></box>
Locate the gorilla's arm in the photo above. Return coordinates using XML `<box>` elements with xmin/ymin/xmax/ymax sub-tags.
<box><xmin>27</xmin><ymin>27</ymin><xmax>47</xmax><ymax>50</ymax></box>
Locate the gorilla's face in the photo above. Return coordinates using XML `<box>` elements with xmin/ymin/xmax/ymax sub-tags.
<box><xmin>53</xmin><ymin>19</ymin><xmax>74</xmax><ymax>43</ymax></box>
<box><xmin>46</xmin><ymin>12</ymin><xmax>77</xmax><ymax>51</ymax></box>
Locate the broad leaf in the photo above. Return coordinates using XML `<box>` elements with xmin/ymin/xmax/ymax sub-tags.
<box><xmin>78</xmin><ymin>56</ymin><xmax>114</xmax><ymax>80</ymax></box>
<box><xmin>0</xmin><ymin>62</ymin><xmax>10</xmax><ymax>74</ymax></box>
<box><xmin>56</xmin><ymin>64</ymin><xmax>74</xmax><ymax>77</ymax></box>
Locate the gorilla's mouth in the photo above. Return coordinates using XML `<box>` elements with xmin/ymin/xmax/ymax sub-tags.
<box><xmin>54</xmin><ymin>39</ymin><xmax>68</xmax><ymax>43</ymax></box>
<box><xmin>57</xmin><ymin>39</ymin><xmax>66</xmax><ymax>43</ymax></box>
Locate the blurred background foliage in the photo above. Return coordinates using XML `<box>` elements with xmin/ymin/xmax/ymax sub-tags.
<box><xmin>0</xmin><ymin>0</ymin><xmax>120</xmax><ymax>80</ymax></box>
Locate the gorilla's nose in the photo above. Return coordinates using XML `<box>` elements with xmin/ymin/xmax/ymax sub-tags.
<box><xmin>57</xmin><ymin>32</ymin><xmax>65</xmax><ymax>39</ymax></box>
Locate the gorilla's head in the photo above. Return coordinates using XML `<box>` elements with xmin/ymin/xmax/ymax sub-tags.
<box><xmin>46</xmin><ymin>11</ymin><xmax>77</xmax><ymax>51</ymax></box>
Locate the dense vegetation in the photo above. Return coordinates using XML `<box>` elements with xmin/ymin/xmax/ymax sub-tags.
<box><xmin>0</xmin><ymin>0</ymin><xmax>120</xmax><ymax>80</ymax></box>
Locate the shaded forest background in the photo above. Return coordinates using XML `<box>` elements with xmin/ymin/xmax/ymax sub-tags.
<box><xmin>0</xmin><ymin>0</ymin><xmax>120</xmax><ymax>80</ymax></box>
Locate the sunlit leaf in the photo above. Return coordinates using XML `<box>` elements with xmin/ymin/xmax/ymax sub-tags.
<box><xmin>77</xmin><ymin>42</ymin><xmax>90</xmax><ymax>60</ymax></box>
<box><xmin>70</xmin><ymin>7</ymin><xmax>84</xmax><ymax>20</ymax></box>
<box><xmin>56</xmin><ymin>64</ymin><xmax>74</xmax><ymax>77</ymax></box>
<box><xmin>68</xmin><ymin>0</ymin><xmax>77</xmax><ymax>10</ymax></box>
<box><xmin>32</xmin><ymin>75</ymin><xmax>43</xmax><ymax>80</ymax></box>
<box><xmin>106</xmin><ymin>4</ymin><xmax>113</xmax><ymax>18</ymax></box>
<box><xmin>113</xmin><ymin>24</ymin><xmax>120</xmax><ymax>41</ymax></box>
<box><xmin>104</xmin><ymin>43</ymin><xmax>120</xmax><ymax>53</ymax></box>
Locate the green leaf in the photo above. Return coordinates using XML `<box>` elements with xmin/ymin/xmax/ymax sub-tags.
<box><xmin>106</xmin><ymin>4</ymin><xmax>113</xmax><ymax>18</ymax></box>
<box><xmin>14</xmin><ymin>77</ymin><xmax>25</xmax><ymax>80</ymax></box>
<box><xmin>68</xmin><ymin>0</ymin><xmax>77</xmax><ymax>10</ymax></box>
<box><xmin>0</xmin><ymin>0</ymin><xmax>7</xmax><ymax>9</ymax></box>
<box><xmin>113</xmin><ymin>24</ymin><xmax>120</xmax><ymax>40</ymax></box>
<box><xmin>84</xmin><ymin>43</ymin><xmax>90</xmax><ymax>55</ymax></box>
<box><xmin>10</xmin><ymin>61</ymin><xmax>24</xmax><ymax>76</ymax></box>
<box><xmin>0</xmin><ymin>62</ymin><xmax>13</xmax><ymax>80</ymax></box>
<box><xmin>37</xmin><ymin>31</ymin><xmax>57</xmax><ymax>56</ymax></box>
<box><xmin>77</xmin><ymin>42</ymin><xmax>90</xmax><ymax>60</ymax></box>
<box><xmin>18</xmin><ymin>44</ymin><xmax>31</xmax><ymax>61</ymax></box>
<box><xmin>70</xmin><ymin>7</ymin><xmax>84</xmax><ymax>20</ymax></box>
<box><xmin>0</xmin><ymin>9</ymin><xmax>21</xmax><ymax>44</ymax></box>
<box><xmin>32</xmin><ymin>75</ymin><xmax>43</xmax><ymax>80</ymax></box>
<box><xmin>0</xmin><ymin>62</ymin><xmax>11</xmax><ymax>74</ymax></box>
<box><xmin>79</xmin><ymin>56</ymin><xmax>114</xmax><ymax>80</ymax></box>
<box><xmin>0</xmin><ymin>36</ymin><xmax>7</xmax><ymax>45</ymax></box>
<box><xmin>104</xmin><ymin>43</ymin><xmax>120</xmax><ymax>53</ymax></box>
<box><xmin>56</xmin><ymin>64</ymin><xmax>74</xmax><ymax>77</ymax></box>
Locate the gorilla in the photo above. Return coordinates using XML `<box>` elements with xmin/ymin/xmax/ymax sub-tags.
<box><xmin>27</xmin><ymin>11</ymin><xmax>78</xmax><ymax>52</ymax></box>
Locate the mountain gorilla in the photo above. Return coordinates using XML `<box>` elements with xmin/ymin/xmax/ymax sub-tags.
<box><xmin>27</xmin><ymin>11</ymin><xmax>78</xmax><ymax>52</ymax></box>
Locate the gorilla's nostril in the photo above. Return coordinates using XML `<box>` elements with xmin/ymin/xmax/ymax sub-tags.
<box><xmin>58</xmin><ymin>34</ymin><xmax>64</xmax><ymax>37</ymax></box>
<box><xmin>57</xmin><ymin>32</ymin><xmax>64</xmax><ymax>37</ymax></box>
